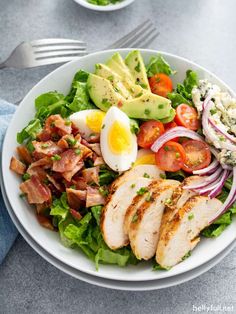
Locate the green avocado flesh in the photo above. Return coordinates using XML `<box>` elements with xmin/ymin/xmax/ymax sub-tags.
<box><xmin>88</xmin><ymin>52</ymin><xmax>173</xmax><ymax>120</ymax></box>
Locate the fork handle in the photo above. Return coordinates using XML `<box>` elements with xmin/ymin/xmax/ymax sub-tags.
<box><xmin>0</xmin><ymin>61</ymin><xmax>7</xmax><ymax>69</ymax></box>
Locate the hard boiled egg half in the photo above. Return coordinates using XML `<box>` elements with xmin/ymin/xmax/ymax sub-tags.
<box><xmin>69</xmin><ymin>109</ymin><xmax>106</xmax><ymax>141</ymax></box>
<box><xmin>100</xmin><ymin>107</ymin><xmax>137</xmax><ymax>172</ymax></box>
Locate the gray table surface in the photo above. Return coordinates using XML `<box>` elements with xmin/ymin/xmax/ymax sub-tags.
<box><xmin>1</xmin><ymin>0</ymin><xmax>236</xmax><ymax>313</ymax></box>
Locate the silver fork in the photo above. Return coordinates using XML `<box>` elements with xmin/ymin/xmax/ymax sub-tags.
<box><xmin>0</xmin><ymin>38</ymin><xmax>87</xmax><ymax>69</ymax></box>
<box><xmin>106</xmin><ymin>19</ymin><xmax>159</xmax><ymax>49</ymax></box>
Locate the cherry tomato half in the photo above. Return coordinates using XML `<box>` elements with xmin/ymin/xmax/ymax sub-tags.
<box><xmin>181</xmin><ymin>140</ymin><xmax>211</xmax><ymax>173</ymax></box>
<box><xmin>155</xmin><ymin>141</ymin><xmax>186</xmax><ymax>172</ymax></box>
<box><xmin>137</xmin><ymin>120</ymin><xmax>165</xmax><ymax>149</ymax></box>
<box><xmin>164</xmin><ymin>121</ymin><xmax>179</xmax><ymax>142</ymax></box>
<box><xmin>175</xmin><ymin>104</ymin><xmax>200</xmax><ymax>131</ymax></box>
<box><xmin>148</xmin><ymin>73</ymin><xmax>173</xmax><ymax>98</ymax></box>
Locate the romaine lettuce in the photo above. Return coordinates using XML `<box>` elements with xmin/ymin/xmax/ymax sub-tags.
<box><xmin>146</xmin><ymin>54</ymin><xmax>176</xmax><ymax>77</ymax></box>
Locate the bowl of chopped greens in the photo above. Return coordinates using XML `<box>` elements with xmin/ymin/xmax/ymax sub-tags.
<box><xmin>73</xmin><ymin>0</ymin><xmax>135</xmax><ymax>11</ymax></box>
<box><xmin>2</xmin><ymin>48</ymin><xmax>236</xmax><ymax>282</ymax></box>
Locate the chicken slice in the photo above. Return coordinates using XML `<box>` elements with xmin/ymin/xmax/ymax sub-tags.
<box><xmin>124</xmin><ymin>179</ymin><xmax>180</xmax><ymax>235</ymax></box>
<box><xmin>110</xmin><ymin>165</ymin><xmax>164</xmax><ymax>193</ymax></box>
<box><xmin>128</xmin><ymin>180</ymin><xmax>180</xmax><ymax>260</ymax></box>
<box><xmin>100</xmin><ymin>177</ymin><xmax>152</xmax><ymax>250</ymax></box>
<box><xmin>156</xmin><ymin>196</ymin><xmax>222</xmax><ymax>268</ymax></box>
<box><xmin>160</xmin><ymin>176</ymin><xmax>203</xmax><ymax>231</ymax></box>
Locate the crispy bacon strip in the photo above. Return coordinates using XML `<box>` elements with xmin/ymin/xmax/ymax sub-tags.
<box><xmin>62</xmin><ymin>161</ymin><xmax>84</xmax><ymax>182</ymax></box>
<box><xmin>32</xmin><ymin>140</ymin><xmax>62</xmax><ymax>156</ymax></box>
<box><xmin>10</xmin><ymin>156</ymin><xmax>26</xmax><ymax>175</ymax></box>
<box><xmin>17</xmin><ymin>146</ymin><xmax>32</xmax><ymax>164</ymax></box>
<box><xmin>86</xmin><ymin>186</ymin><xmax>105</xmax><ymax>207</ymax></box>
<box><xmin>54</xmin><ymin>117</ymin><xmax>72</xmax><ymax>135</ymax></box>
<box><xmin>46</xmin><ymin>174</ymin><xmax>63</xmax><ymax>191</ymax></box>
<box><xmin>36</xmin><ymin>201</ymin><xmax>51</xmax><ymax>214</ymax></box>
<box><xmin>66</xmin><ymin>188</ymin><xmax>86</xmax><ymax>210</ymax></box>
<box><xmin>20</xmin><ymin>176</ymin><xmax>51</xmax><ymax>204</ymax></box>
<box><xmin>71</xmin><ymin>177</ymin><xmax>87</xmax><ymax>190</ymax></box>
<box><xmin>37</xmin><ymin>215</ymin><xmax>54</xmax><ymax>230</ymax></box>
<box><xmin>82</xmin><ymin>167</ymin><xmax>100</xmax><ymax>186</ymax></box>
<box><xmin>27</xmin><ymin>166</ymin><xmax>47</xmax><ymax>181</ymax></box>
<box><xmin>52</xmin><ymin>149</ymin><xmax>82</xmax><ymax>173</ymax></box>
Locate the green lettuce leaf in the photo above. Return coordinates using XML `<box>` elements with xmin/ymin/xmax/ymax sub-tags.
<box><xmin>166</xmin><ymin>170</ymin><xmax>186</xmax><ymax>181</ymax></box>
<box><xmin>201</xmin><ymin>224</ymin><xmax>228</xmax><ymax>238</ymax></box>
<box><xmin>146</xmin><ymin>54</ymin><xmax>176</xmax><ymax>77</ymax></box>
<box><xmin>168</xmin><ymin>70</ymin><xmax>199</xmax><ymax>107</ymax></box>
<box><xmin>17</xmin><ymin>119</ymin><xmax>42</xmax><ymax>144</ymax></box>
<box><xmin>91</xmin><ymin>205</ymin><xmax>103</xmax><ymax>226</ymax></box>
<box><xmin>99</xmin><ymin>166</ymin><xmax>118</xmax><ymax>186</ymax></box>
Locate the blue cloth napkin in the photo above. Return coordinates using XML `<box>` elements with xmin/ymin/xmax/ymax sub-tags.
<box><xmin>0</xmin><ymin>99</ymin><xmax>18</xmax><ymax>264</ymax></box>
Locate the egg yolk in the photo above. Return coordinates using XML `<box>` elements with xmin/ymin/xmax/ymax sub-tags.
<box><xmin>134</xmin><ymin>154</ymin><xmax>156</xmax><ymax>166</ymax></box>
<box><xmin>108</xmin><ymin>121</ymin><xmax>132</xmax><ymax>154</ymax></box>
<box><xmin>86</xmin><ymin>111</ymin><xmax>106</xmax><ymax>133</ymax></box>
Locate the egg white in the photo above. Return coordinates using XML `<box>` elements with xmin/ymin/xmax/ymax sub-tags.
<box><xmin>69</xmin><ymin>109</ymin><xmax>105</xmax><ymax>140</ymax></box>
<box><xmin>100</xmin><ymin>107</ymin><xmax>137</xmax><ymax>172</ymax></box>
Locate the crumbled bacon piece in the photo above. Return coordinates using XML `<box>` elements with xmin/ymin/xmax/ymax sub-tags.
<box><xmin>27</xmin><ymin>166</ymin><xmax>47</xmax><ymax>181</ymax></box>
<box><xmin>17</xmin><ymin>146</ymin><xmax>32</xmax><ymax>164</ymax></box>
<box><xmin>10</xmin><ymin>156</ymin><xmax>26</xmax><ymax>175</ymax></box>
<box><xmin>86</xmin><ymin>186</ymin><xmax>105</xmax><ymax>207</ymax></box>
<box><xmin>71</xmin><ymin>177</ymin><xmax>87</xmax><ymax>190</ymax></box>
<box><xmin>37</xmin><ymin>215</ymin><xmax>54</xmax><ymax>230</ymax></box>
<box><xmin>87</xmin><ymin>143</ymin><xmax>102</xmax><ymax>156</ymax></box>
<box><xmin>54</xmin><ymin>117</ymin><xmax>72</xmax><ymax>136</ymax></box>
<box><xmin>66</xmin><ymin>188</ymin><xmax>86</xmax><ymax>210</ymax></box>
<box><xmin>52</xmin><ymin>149</ymin><xmax>82</xmax><ymax>173</ymax></box>
<box><xmin>32</xmin><ymin>140</ymin><xmax>62</xmax><ymax>157</ymax></box>
<box><xmin>46</xmin><ymin>174</ymin><xmax>63</xmax><ymax>191</ymax></box>
<box><xmin>20</xmin><ymin>175</ymin><xmax>51</xmax><ymax>204</ymax></box>
<box><xmin>62</xmin><ymin>161</ymin><xmax>84</xmax><ymax>182</ymax></box>
<box><xmin>36</xmin><ymin>201</ymin><xmax>51</xmax><ymax>214</ymax></box>
<box><xmin>82</xmin><ymin>167</ymin><xmax>100</xmax><ymax>186</ymax></box>
<box><xmin>70</xmin><ymin>208</ymin><xmax>82</xmax><ymax>220</ymax></box>
<box><xmin>94</xmin><ymin>156</ymin><xmax>105</xmax><ymax>166</ymax></box>
<box><xmin>28</xmin><ymin>157</ymin><xmax>52</xmax><ymax>170</ymax></box>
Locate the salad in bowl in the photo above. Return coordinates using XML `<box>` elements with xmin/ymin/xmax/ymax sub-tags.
<box><xmin>9</xmin><ymin>50</ymin><xmax>236</xmax><ymax>271</ymax></box>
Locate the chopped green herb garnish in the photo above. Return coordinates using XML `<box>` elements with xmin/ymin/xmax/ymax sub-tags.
<box><xmin>219</xmin><ymin>135</ymin><xmax>226</xmax><ymax>142</ymax></box>
<box><xmin>43</xmin><ymin>178</ymin><xmax>49</xmax><ymax>185</ymax></box>
<box><xmin>175</xmin><ymin>152</ymin><xmax>180</xmax><ymax>158</ymax></box>
<box><xmin>66</xmin><ymin>138</ymin><xmax>77</xmax><ymax>147</ymax></box>
<box><xmin>102</xmin><ymin>124</ymin><xmax>105</xmax><ymax>129</ymax></box>
<box><xmin>41</xmin><ymin>143</ymin><xmax>49</xmax><ymax>149</ymax></box>
<box><xmin>19</xmin><ymin>193</ymin><xmax>26</xmax><ymax>198</ymax></box>
<box><xmin>65</xmin><ymin>120</ymin><xmax>71</xmax><ymax>126</ymax></box>
<box><xmin>51</xmin><ymin>154</ymin><xmax>61</xmax><ymax>161</ymax></box>
<box><xmin>160</xmin><ymin>173</ymin><xmax>166</xmax><ymax>179</ymax></box>
<box><xmin>99</xmin><ymin>187</ymin><xmax>109</xmax><ymax>197</ymax></box>
<box><xmin>143</xmin><ymin>173</ymin><xmax>150</xmax><ymax>178</ymax></box>
<box><xmin>188</xmin><ymin>213</ymin><xmax>194</xmax><ymax>220</ymax></box>
<box><xmin>181</xmin><ymin>251</ymin><xmax>191</xmax><ymax>261</ymax></box>
<box><xmin>164</xmin><ymin>146</ymin><xmax>169</xmax><ymax>151</ymax></box>
<box><xmin>132</xmin><ymin>213</ymin><xmax>138</xmax><ymax>223</ymax></box>
<box><xmin>70</xmin><ymin>185</ymin><xmax>76</xmax><ymax>189</ymax></box>
<box><xmin>144</xmin><ymin>109</ymin><xmax>151</xmax><ymax>115</ymax></box>
<box><xmin>95</xmin><ymin>64</ymin><xmax>101</xmax><ymax>70</ymax></box>
<box><xmin>146</xmin><ymin>192</ymin><xmax>154</xmax><ymax>202</ymax></box>
<box><xmin>107</xmin><ymin>75</ymin><xmax>114</xmax><ymax>81</ymax></box>
<box><xmin>136</xmin><ymin>92</ymin><xmax>143</xmax><ymax>97</ymax></box>
<box><xmin>210</xmin><ymin>108</ymin><xmax>217</xmax><ymax>115</ymax></box>
<box><xmin>136</xmin><ymin>187</ymin><xmax>148</xmax><ymax>195</ymax></box>
<box><xmin>135</xmin><ymin>62</ymin><xmax>141</xmax><ymax>73</ymax></box>
<box><xmin>130</xmin><ymin>183</ymin><xmax>136</xmax><ymax>189</ymax></box>
<box><xmin>75</xmin><ymin>149</ymin><xmax>81</xmax><ymax>155</ymax></box>
<box><xmin>158</xmin><ymin>104</ymin><xmax>164</xmax><ymax>109</ymax></box>
<box><xmin>165</xmin><ymin>198</ymin><xmax>172</xmax><ymax>205</ymax></box>
<box><xmin>22</xmin><ymin>173</ymin><xmax>31</xmax><ymax>181</ymax></box>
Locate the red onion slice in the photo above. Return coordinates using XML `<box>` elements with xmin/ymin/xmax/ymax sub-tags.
<box><xmin>193</xmin><ymin>158</ymin><xmax>219</xmax><ymax>175</ymax></box>
<box><xmin>208</xmin><ymin>170</ymin><xmax>231</xmax><ymax>199</ymax></box>
<box><xmin>151</xmin><ymin>126</ymin><xmax>205</xmax><ymax>152</ymax></box>
<box><xmin>196</xmin><ymin>176</ymin><xmax>223</xmax><ymax>195</ymax></box>
<box><xmin>209</xmin><ymin>167</ymin><xmax>236</xmax><ymax>223</ymax></box>
<box><xmin>184</xmin><ymin>167</ymin><xmax>223</xmax><ymax>190</ymax></box>
<box><xmin>209</xmin><ymin>118</ymin><xmax>236</xmax><ymax>143</ymax></box>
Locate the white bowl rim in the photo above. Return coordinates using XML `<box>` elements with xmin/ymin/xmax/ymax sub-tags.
<box><xmin>73</xmin><ymin>0</ymin><xmax>135</xmax><ymax>11</ymax></box>
<box><xmin>2</xmin><ymin>48</ymin><xmax>236</xmax><ymax>282</ymax></box>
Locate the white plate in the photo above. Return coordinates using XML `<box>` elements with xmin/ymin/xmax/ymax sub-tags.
<box><xmin>2</xmin><ymin>49</ymin><xmax>236</xmax><ymax>282</ymax></box>
<box><xmin>1</xmin><ymin>174</ymin><xmax>235</xmax><ymax>291</ymax></box>
<box><xmin>73</xmin><ymin>0</ymin><xmax>135</xmax><ymax>12</ymax></box>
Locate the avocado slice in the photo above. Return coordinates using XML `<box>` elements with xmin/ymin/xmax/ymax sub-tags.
<box><xmin>87</xmin><ymin>73</ymin><xmax>172</xmax><ymax>120</ymax></box>
<box><xmin>95</xmin><ymin>63</ymin><xmax>132</xmax><ymax>100</ymax></box>
<box><xmin>106</xmin><ymin>53</ymin><xmax>144</xmax><ymax>97</ymax></box>
<box><xmin>159</xmin><ymin>108</ymin><xmax>176</xmax><ymax>123</ymax></box>
<box><xmin>120</xmin><ymin>94</ymin><xmax>172</xmax><ymax>120</ymax></box>
<box><xmin>87</xmin><ymin>73</ymin><xmax>124</xmax><ymax>111</ymax></box>
<box><xmin>125</xmin><ymin>50</ymin><xmax>151</xmax><ymax>91</ymax></box>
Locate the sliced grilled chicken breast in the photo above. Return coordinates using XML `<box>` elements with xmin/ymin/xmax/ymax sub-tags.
<box><xmin>110</xmin><ymin>165</ymin><xmax>164</xmax><ymax>193</ymax></box>
<box><xmin>124</xmin><ymin>179</ymin><xmax>180</xmax><ymax>235</ymax></box>
<box><xmin>160</xmin><ymin>176</ymin><xmax>202</xmax><ymax>230</ymax></box>
<box><xmin>100</xmin><ymin>177</ymin><xmax>152</xmax><ymax>250</ymax></box>
<box><xmin>128</xmin><ymin>180</ymin><xmax>180</xmax><ymax>260</ymax></box>
<box><xmin>156</xmin><ymin>196</ymin><xmax>222</xmax><ymax>268</ymax></box>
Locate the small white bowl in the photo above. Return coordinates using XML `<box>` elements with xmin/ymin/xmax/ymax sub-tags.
<box><xmin>73</xmin><ymin>0</ymin><xmax>135</xmax><ymax>11</ymax></box>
